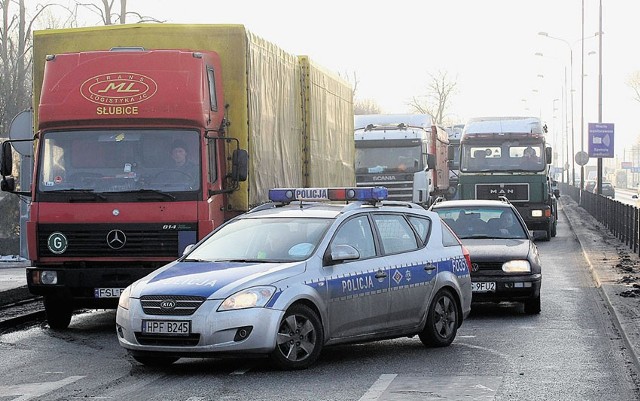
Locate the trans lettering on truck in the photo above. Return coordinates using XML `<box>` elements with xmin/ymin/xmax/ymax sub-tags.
<box><xmin>80</xmin><ymin>72</ymin><xmax>158</xmax><ymax>106</ymax></box>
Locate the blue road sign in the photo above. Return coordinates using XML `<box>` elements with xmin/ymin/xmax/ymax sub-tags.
<box><xmin>588</xmin><ymin>123</ymin><xmax>614</xmax><ymax>158</ymax></box>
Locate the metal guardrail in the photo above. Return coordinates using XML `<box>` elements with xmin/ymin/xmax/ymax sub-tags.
<box><xmin>559</xmin><ymin>183</ymin><xmax>640</xmax><ymax>254</ymax></box>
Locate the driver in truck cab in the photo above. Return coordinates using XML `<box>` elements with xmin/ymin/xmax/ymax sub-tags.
<box><xmin>170</xmin><ymin>139</ymin><xmax>198</xmax><ymax>179</ymax></box>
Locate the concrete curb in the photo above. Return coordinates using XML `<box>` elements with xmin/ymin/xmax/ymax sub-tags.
<box><xmin>559</xmin><ymin>195</ymin><xmax>640</xmax><ymax>373</ymax></box>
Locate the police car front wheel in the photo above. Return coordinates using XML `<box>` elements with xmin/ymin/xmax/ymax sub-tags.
<box><xmin>419</xmin><ymin>288</ymin><xmax>460</xmax><ymax>347</ymax></box>
<box><xmin>269</xmin><ymin>304</ymin><xmax>324</xmax><ymax>370</ymax></box>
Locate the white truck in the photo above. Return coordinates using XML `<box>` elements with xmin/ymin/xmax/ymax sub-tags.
<box><xmin>354</xmin><ymin>114</ymin><xmax>450</xmax><ymax>206</ymax></box>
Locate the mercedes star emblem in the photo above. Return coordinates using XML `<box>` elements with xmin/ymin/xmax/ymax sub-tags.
<box><xmin>106</xmin><ymin>229</ymin><xmax>127</xmax><ymax>249</ymax></box>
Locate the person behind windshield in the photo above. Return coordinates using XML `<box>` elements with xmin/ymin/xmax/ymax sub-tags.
<box><xmin>496</xmin><ymin>211</ymin><xmax>517</xmax><ymax>236</ymax></box>
<box><xmin>521</xmin><ymin>146</ymin><xmax>541</xmax><ymax>169</ymax></box>
<box><xmin>169</xmin><ymin>139</ymin><xmax>198</xmax><ymax>179</ymax></box>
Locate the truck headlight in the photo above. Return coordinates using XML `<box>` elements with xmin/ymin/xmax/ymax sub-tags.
<box><xmin>218</xmin><ymin>286</ymin><xmax>276</xmax><ymax>311</ymax></box>
<box><xmin>502</xmin><ymin>260</ymin><xmax>531</xmax><ymax>273</ymax></box>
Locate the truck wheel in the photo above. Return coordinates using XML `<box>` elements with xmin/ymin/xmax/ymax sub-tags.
<box><xmin>551</xmin><ymin>219</ymin><xmax>557</xmax><ymax>237</ymax></box>
<box><xmin>43</xmin><ymin>296</ymin><xmax>73</xmax><ymax>330</ymax></box>
<box><xmin>544</xmin><ymin>223</ymin><xmax>552</xmax><ymax>241</ymax></box>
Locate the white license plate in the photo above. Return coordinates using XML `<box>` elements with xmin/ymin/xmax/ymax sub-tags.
<box><xmin>94</xmin><ymin>287</ymin><xmax>124</xmax><ymax>298</ymax></box>
<box><xmin>472</xmin><ymin>282</ymin><xmax>496</xmax><ymax>293</ymax></box>
<box><xmin>142</xmin><ymin>320</ymin><xmax>191</xmax><ymax>336</ymax></box>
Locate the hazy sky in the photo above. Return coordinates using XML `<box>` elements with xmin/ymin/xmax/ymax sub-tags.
<box><xmin>41</xmin><ymin>0</ymin><xmax>640</xmax><ymax>163</ymax></box>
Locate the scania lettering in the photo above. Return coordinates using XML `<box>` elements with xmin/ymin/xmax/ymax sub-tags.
<box><xmin>0</xmin><ymin>24</ymin><xmax>354</xmax><ymax>329</ymax></box>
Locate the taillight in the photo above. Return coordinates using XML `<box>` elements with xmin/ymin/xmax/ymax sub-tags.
<box><xmin>462</xmin><ymin>245</ymin><xmax>472</xmax><ymax>271</ymax></box>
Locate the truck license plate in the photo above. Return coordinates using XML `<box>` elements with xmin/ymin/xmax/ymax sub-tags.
<box><xmin>94</xmin><ymin>288</ymin><xmax>124</xmax><ymax>298</ymax></box>
<box><xmin>142</xmin><ymin>320</ymin><xmax>191</xmax><ymax>336</ymax></box>
<box><xmin>472</xmin><ymin>282</ymin><xmax>496</xmax><ymax>293</ymax></box>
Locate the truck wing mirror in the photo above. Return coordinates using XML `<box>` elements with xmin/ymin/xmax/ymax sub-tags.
<box><xmin>0</xmin><ymin>141</ymin><xmax>13</xmax><ymax>176</ymax></box>
<box><xmin>426</xmin><ymin>153</ymin><xmax>436</xmax><ymax>170</ymax></box>
<box><xmin>231</xmin><ymin>149</ymin><xmax>248</xmax><ymax>182</ymax></box>
<box><xmin>545</xmin><ymin>146</ymin><xmax>552</xmax><ymax>164</ymax></box>
<box><xmin>447</xmin><ymin>145</ymin><xmax>456</xmax><ymax>161</ymax></box>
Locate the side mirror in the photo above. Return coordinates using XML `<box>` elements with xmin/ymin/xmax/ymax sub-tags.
<box><xmin>0</xmin><ymin>141</ymin><xmax>13</xmax><ymax>176</ymax></box>
<box><xmin>329</xmin><ymin>244</ymin><xmax>360</xmax><ymax>264</ymax></box>
<box><xmin>545</xmin><ymin>147</ymin><xmax>552</xmax><ymax>165</ymax></box>
<box><xmin>1</xmin><ymin>176</ymin><xmax>16</xmax><ymax>192</ymax></box>
<box><xmin>553</xmin><ymin>189</ymin><xmax>560</xmax><ymax>198</ymax></box>
<box><xmin>426</xmin><ymin>153</ymin><xmax>436</xmax><ymax>170</ymax></box>
<box><xmin>231</xmin><ymin>149</ymin><xmax>248</xmax><ymax>182</ymax></box>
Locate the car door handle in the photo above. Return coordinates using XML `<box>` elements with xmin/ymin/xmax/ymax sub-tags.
<box><xmin>375</xmin><ymin>270</ymin><xmax>387</xmax><ymax>279</ymax></box>
<box><xmin>424</xmin><ymin>264</ymin><xmax>436</xmax><ymax>271</ymax></box>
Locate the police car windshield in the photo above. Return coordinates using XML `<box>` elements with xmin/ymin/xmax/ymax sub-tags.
<box><xmin>188</xmin><ymin>217</ymin><xmax>333</xmax><ymax>262</ymax></box>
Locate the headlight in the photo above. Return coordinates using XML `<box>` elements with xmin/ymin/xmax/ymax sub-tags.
<box><xmin>502</xmin><ymin>260</ymin><xmax>531</xmax><ymax>273</ymax></box>
<box><xmin>218</xmin><ymin>286</ymin><xmax>276</xmax><ymax>311</ymax></box>
<box><xmin>118</xmin><ymin>285</ymin><xmax>132</xmax><ymax>310</ymax></box>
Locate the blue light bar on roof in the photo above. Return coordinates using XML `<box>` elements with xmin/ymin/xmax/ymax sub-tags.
<box><xmin>269</xmin><ymin>187</ymin><xmax>388</xmax><ymax>203</ymax></box>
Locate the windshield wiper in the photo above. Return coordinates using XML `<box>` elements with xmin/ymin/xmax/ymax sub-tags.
<box><xmin>182</xmin><ymin>258</ymin><xmax>209</xmax><ymax>263</ymax></box>
<box><xmin>54</xmin><ymin>189</ymin><xmax>107</xmax><ymax>201</ymax></box>
<box><xmin>102</xmin><ymin>189</ymin><xmax>176</xmax><ymax>200</ymax></box>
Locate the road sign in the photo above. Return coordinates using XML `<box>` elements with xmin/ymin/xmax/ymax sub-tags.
<box><xmin>575</xmin><ymin>151</ymin><xmax>589</xmax><ymax>166</ymax></box>
<box><xmin>588</xmin><ymin>123</ymin><xmax>614</xmax><ymax>158</ymax></box>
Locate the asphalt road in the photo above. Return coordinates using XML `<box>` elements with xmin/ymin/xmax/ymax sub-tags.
<box><xmin>0</xmin><ymin>196</ymin><xmax>639</xmax><ymax>400</ymax></box>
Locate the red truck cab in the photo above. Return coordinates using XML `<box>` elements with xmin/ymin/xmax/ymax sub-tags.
<box><xmin>9</xmin><ymin>48</ymin><xmax>246</xmax><ymax>328</ymax></box>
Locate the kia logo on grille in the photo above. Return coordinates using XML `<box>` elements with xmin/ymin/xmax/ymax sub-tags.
<box><xmin>106</xmin><ymin>229</ymin><xmax>127</xmax><ymax>250</ymax></box>
<box><xmin>160</xmin><ymin>300</ymin><xmax>177</xmax><ymax>310</ymax></box>
<box><xmin>471</xmin><ymin>263</ymin><xmax>480</xmax><ymax>272</ymax></box>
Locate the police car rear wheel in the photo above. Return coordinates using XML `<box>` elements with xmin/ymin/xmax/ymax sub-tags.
<box><xmin>269</xmin><ymin>304</ymin><xmax>323</xmax><ymax>370</ymax></box>
<box><xmin>419</xmin><ymin>289</ymin><xmax>459</xmax><ymax>347</ymax></box>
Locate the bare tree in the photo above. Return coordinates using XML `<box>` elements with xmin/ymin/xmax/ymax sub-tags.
<box><xmin>407</xmin><ymin>70</ymin><xmax>458</xmax><ymax>125</ymax></box>
<box><xmin>628</xmin><ymin>71</ymin><xmax>640</xmax><ymax>103</ymax></box>
<box><xmin>354</xmin><ymin>99</ymin><xmax>381</xmax><ymax>115</ymax></box>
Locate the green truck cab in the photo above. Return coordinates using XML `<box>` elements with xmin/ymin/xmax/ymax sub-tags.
<box><xmin>452</xmin><ymin>117</ymin><xmax>558</xmax><ymax>240</ymax></box>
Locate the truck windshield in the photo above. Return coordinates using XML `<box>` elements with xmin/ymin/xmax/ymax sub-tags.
<box><xmin>460</xmin><ymin>142</ymin><xmax>545</xmax><ymax>173</ymax></box>
<box><xmin>37</xmin><ymin>129</ymin><xmax>201</xmax><ymax>193</ymax></box>
<box><xmin>355</xmin><ymin>146</ymin><xmax>422</xmax><ymax>174</ymax></box>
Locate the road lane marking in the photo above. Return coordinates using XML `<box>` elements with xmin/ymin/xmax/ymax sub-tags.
<box><xmin>358</xmin><ymin>374</ymin><xmax>397</xmax><ymax>401</ymax></box>
<box><xmin>0</xmin><ymin>375</ymin><xmax>84</xmax><ymax>401</ymax></box>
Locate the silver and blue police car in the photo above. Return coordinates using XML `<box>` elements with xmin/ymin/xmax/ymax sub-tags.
<box><xmin>116</xmin><ymin>187</ymin><xmax>472</xmax><ymax>370</ymax></box>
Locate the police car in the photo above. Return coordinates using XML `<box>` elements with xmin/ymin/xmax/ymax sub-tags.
<box><xmin>116</xmin><ymin>187</ymin><xmax>472</xmax><ymax>370</ymax></box>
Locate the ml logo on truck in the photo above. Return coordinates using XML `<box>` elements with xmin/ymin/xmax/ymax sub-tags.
<box><xmin>80</xmin><ymin>72</ymin><xmax>158</xmax><ymax>115</ymax></box>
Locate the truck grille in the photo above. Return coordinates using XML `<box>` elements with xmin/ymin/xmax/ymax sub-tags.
<box><xmin>37</xmin><ymin>223</ymin><xmax>196</xmax><ymax>258</ymax></box>
<box><xmin>140</xmin><ymin>295</ymin><xmax>206</xmax><ymax>316</ymax></box>
<box><xmin>475</xmin><ymin>183</ymin><xmax>529</xmax><ymax>202</ymax></box>
<box><xmin>356</xmin><ymin>177</ymin><xmax>414</xmax><ymax>201</ymax></box>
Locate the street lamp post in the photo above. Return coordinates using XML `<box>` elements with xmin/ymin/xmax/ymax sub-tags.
<box><xmin>539</xmin><ymin>30</ymin><xmax>597</xmax><ymax>187</ymax></box>
<box><xmin>538</xmin><ymin>32</ymin><xmax>576</xmax><ymax>185</ymax></box>
<box><xmin>535</xmin><ymin>52</ymin><xmax>570</xmax><ymax>183</ymax></box>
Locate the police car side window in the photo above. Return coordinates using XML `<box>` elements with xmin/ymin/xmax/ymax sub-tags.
<box><xmin>332</xmin><ymin>216</ymin><xmax>376</xmax><ymax>259</ymax></box>
<box><xmin>407</xmin><ymin>215</ymin><xmax>431</xmax><ymax>245</ymax></box>
<box><xmin>441</xmin><ymin>223</ymin><xmax>460</xmax><ymax>247</ymax></box>
<box><xmin>371</xmin><ymin>214</ymin><xmax>419</xmax><ymax>254</ymax></box>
